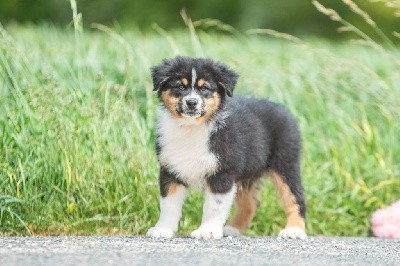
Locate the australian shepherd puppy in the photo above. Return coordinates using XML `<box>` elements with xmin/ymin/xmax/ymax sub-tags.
<box><xmin>146</xmin><ymin>56</ymin><xmax>307</xmax><ymax>240</ymax></box>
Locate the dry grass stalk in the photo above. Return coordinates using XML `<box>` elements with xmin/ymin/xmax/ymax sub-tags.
<box><xmin>312</xmin><ymin>0</ymin><xmax>341</xmax><ymax>21</ymax></box>
<box><xmin>342</xmin><ymin>0</ymin><xmax>376</xmax><ymax>26</ymax></box>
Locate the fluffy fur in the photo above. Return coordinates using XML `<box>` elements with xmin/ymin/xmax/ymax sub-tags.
<box><xmin>147</xmin><ymin>56</ymin><xmax>307</xmax><ymax>239</ymax></box>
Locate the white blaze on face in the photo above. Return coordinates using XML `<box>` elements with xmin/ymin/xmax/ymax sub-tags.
<box><xmin>181</xmin><ymin>67</ymin><xmax>204</xmax><ymax>117</ymax></box>
<box><xmin>191</xmin><ymin>67</ymin><xmax>197</xmax><ymax>88</ymax></box>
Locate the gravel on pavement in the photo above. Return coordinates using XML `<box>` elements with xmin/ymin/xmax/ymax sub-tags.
<box><xmin>1</xmin><ymin>236</ymin><xmax>399</xmax><ymax>265</ymax></box>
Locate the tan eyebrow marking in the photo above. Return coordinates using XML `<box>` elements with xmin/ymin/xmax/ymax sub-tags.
<box><xmin>181</xmin><ymin>78</ymin><xmax>188</xmax><ymax>86</ymax></box>
<box><xmin>197</xmin><ymin>79</ymin><xmax>205</xmax><ymax>87</ymax></box>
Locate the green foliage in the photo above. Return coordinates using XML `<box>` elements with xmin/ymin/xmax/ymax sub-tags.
<box><xmin>0</xmin><ymin>20</ymin><xmax>399</xmax><ymax>236</ymax></box>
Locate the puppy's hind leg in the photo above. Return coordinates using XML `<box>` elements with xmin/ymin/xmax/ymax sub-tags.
<box><xmin>223</xmin><ymin>181</ymin><xmax>260</xmax><ymax>237</ymax></box>
<box><xmin>269</xmin><ymin>169</ymin><xmax>307</xmax><ymax>240</ymax></box>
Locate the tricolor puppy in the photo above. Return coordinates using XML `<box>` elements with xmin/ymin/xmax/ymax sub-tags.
<box><xmin>146</xmin><ymin>56</ymin><xmax>306</xmax><ymax>240</ymax></box>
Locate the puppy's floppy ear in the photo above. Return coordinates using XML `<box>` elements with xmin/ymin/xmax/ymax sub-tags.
<box><xmin>214</xmin><ymin>62</ymin><xmax>238</xmax><ymax>97</ymax></box>
<box><xmin>151</xmin><ymin>60</ymin><xmax>171</xmax><ymax>91</ymax></box>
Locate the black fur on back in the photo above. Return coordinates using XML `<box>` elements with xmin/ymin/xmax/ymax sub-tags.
<box><xmin>208</xmin><ymin>96</ymin><xmax>306</xmax><ymax>217</ymax></box>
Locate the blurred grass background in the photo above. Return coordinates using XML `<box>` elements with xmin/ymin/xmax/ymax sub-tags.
<box><xmin>1</xmin><ymin>0</ymin><xmax>399</xmax><ymax>42</ymax></box>
<box><xmin>0</xmin><ymin>0</ymin><xmax>399</xmax><ymax>236</ymax></box>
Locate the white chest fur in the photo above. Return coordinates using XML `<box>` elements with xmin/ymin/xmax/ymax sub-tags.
<box><xmin>157</xmin><ymin>110</ymin><xmax>219</xmax><ymax>190</ymax></box>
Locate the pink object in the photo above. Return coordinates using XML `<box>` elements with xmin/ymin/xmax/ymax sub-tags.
<box><xmin>371</xmin><ymin>200</ymin><xmax>400</xmax><ymax>238</ymax></box>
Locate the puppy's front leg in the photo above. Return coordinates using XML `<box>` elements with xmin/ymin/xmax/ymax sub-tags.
<box><xmin>147</xmin><ymin>170</ymin><xmax>188</xmax><ymax>238</ymax></box>
<box><xmin>191</xmin><ymin>177</ymin><xmax>236</xmax><ymax>239</ymax></box>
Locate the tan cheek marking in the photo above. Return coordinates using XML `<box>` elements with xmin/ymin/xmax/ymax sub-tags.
<box><xmin>197</xmin><ymin>79</ymin><xmax>205</xmax><ymax>87</ymax></box>
<box><xmin>269</xmin><ymin>171</ymin><xmax>305</xmax><ymax>230</ymax></box>
<box><xmin>161</xmin><ymin>90</ymin><xmax>181</xmax><ymax>118</ymax></box>
<box><xmin>167</xmin><ymin>182</ymin><xmax>179</xmax><ymax>196</ymax></box>
<box><xmin>196</xmin><ymin>92</ymin><xmax>221</xmax><ymax>123</ymax></box>
<box><xmin>181</xmin><ymin>78</ymin><xmax>188</xmax><ymax>86</ymax></box>
<box><xmin>228</xmin><ymin>183</ymin><xmax>260</xmax><ymax>232</ymax></box>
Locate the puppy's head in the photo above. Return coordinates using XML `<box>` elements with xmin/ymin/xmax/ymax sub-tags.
<box><xmin>151</xmin><ymin>56</ymin><xmax>238</xmax><ymax>121</ymax></box>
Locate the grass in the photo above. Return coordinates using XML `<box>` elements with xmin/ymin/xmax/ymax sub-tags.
<box><xmin>0</xmin><ymin>19</ymin><xmax>399</xmax><ymax>237</ymax></box>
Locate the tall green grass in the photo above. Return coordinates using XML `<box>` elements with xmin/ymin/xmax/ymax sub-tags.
<box><xmin>0</xmin><ymin>13</ymin><xmax>399</xmax><ymax>236</ymax></box>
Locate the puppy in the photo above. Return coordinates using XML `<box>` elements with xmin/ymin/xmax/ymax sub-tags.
<box><xmin>146</xmin><ymin>56</ymin><xmax>306</xmax><ymax>239</ymax></box>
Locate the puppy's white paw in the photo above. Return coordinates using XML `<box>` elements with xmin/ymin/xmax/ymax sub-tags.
<box><xmin>223</xmin><ymin>225</ymin><xmax>241</xmax><ymax>237</ymax></box>
<box><xmin>146</xmin><ymin>227</ymin><xmax>175</xmax><ymax>238</ymax></box>
<box><xmin>191</xmin><ymin>224</ymin><xmax>223</xmax><ymax>239</ymax></box>
<box><xmin>278</xmin><ymin>227</ymin><xmax>307</xmax><ymax>240</ymax></box>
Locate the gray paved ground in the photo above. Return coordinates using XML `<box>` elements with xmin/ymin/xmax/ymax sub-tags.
<box><xmin>0</xmin><ymin>236</ymin><xmax>399</xmax><ymax>265</ymax></box>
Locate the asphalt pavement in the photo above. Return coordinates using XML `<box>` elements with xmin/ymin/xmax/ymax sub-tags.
<box><xmin>0</xmin><ymin>236</ymin><xmax>399</xmax><ymax>265</ymax></box>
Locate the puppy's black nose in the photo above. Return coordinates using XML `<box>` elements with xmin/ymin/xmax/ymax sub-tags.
<box><xmin>186</xmin><ymin>99</ymin><xmax>198</xmax><ymax>109</ymax></box>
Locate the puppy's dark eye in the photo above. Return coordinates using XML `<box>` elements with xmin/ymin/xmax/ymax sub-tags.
<box><xmin>179</xmin><ymin>85</ymin><xmax>185</xmax><ymax>90</ymax></box>
<box><xmin>200</xmin><ymin>86</ymin><xmax>207</xmax><ymax>92</ymax></box>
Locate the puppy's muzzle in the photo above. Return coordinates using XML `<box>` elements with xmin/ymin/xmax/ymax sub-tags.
<box><xmin>186</xmin><ymin>98</ymin><xmax>198</xmax><ymax>110</ymax></box>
